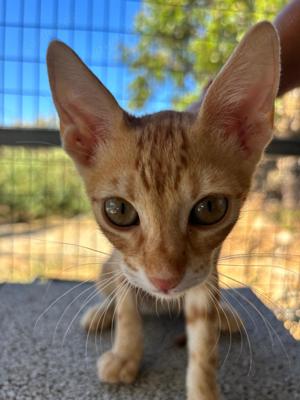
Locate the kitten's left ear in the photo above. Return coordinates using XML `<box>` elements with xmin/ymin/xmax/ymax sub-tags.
<box><xmin>47</xmin><ymin>41</ymin><xmax>125</xmax><ymax>166</ymax></box>
<box><xmin>197</xmin><ymin>21</ymin><xmax>280</xmax><ymax>162</ymax></box>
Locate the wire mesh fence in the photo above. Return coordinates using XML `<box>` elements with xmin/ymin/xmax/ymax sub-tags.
<box><xmin>0</xmin><ymin>0</ymin><xmax>175</xmax><ymax>127</ymax></box>
<box><xmin>0</xmin><ymin>0</ymin><xmax>299</xmax><ymax>338</ymax></box>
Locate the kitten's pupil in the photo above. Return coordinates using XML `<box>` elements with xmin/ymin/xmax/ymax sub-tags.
<box><xmin>189</xmin><ymin>196</ymin><xmax>228</xmax><ymax>226</ymax></box>
<box><xmin>207</xmin><ymin>200</ymin><xmax>213</xmax><ymax>213</ymax></box>
<box><xmin>121</xmin><ymin>202</ymin><xmax>125</xmax><ymax>214</ymax></box>
<box><xmin>104</xmin><ymin>197</ymin><xmax>139</xmax><ymax>227</ymax></box>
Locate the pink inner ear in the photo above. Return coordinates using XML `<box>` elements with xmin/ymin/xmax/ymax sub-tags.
<box><xmin>225</xmin><ymin>112</ymin><xmax>251</xmax><ymax>154</ymax></box>
<box><xmin>222</xmin><ymin>83</ymin><xmax>273</xmax><ymax>157</ymax></box>
<box><xmin>59</xmin><ymin>100</ymin><xmax>108</xmax><ymax>165</ymax></box>
<box><xmin>63</xmin><ymin>126</ymin><xmax>97</xmax><ymax>165</ymax></box>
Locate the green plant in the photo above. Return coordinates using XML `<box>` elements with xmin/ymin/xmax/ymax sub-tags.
<box><xmin>271</xmin><ymin>208</ymin><xmax>300</xmax><ymax>231</ymax></box>
<box><xmin>123</xmin><ymin>0</ymin><xmax>285</xmax><ymax>110</ymax></box>
<box><xmin>0</xmin><ymin>147</ymin><xmax>90</xmax><ymax>222</ymax></box>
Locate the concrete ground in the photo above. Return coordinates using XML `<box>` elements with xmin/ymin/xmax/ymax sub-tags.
<box><xmin>0</xmin><ymin>281</ymin><xmax>299</xmax><ymax>400</ymax></box>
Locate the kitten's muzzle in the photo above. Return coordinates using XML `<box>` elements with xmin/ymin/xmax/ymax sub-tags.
<box><xmin>149</xmin><ymin>276</ymin><xmax>181</xmax><ymax>294</ymax></box>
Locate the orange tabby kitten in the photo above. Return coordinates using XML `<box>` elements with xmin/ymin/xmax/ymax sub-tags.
<box><xmin>47</xmin><ymin>21</ymin><xmax>280</xmax><ymax>400</ymax></box>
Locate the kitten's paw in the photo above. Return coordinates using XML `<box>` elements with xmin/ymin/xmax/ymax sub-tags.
<box><xmin>97</xmin><ymin>351</ymin><xmax>139</xmax><ymax>384</ymax></box>
<box><xmin>219</xmin><ymin>303</ymin><xmax>242</xmax><ymax>334</ymax></box>
<box><xmin>80</xmin><ymin>303</ymin><xmax>114</xmax><ymax>334</ymax></box>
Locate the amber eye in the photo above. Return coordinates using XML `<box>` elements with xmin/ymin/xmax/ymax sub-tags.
<box><xmin>189</xmin><ymin>196</ymin><xmax>228</xmax><ymax>226</ymax></box>
<box><xmin>104</xmin><ymin>198</ymin><xmax>139</xmax><ymax>227</ymax></box>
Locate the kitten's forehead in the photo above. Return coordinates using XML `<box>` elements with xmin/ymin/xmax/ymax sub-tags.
<box><xmin>87</xmin><ymin>108</ymin><xmax>249</xmax><ymax>206</ymax></box>
<box><xmin>132</xmin><ymin>110</ymin><xmax>195</xmax><ymax>195</ymax></box>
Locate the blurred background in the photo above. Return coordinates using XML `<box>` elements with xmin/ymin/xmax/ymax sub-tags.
<box><xmin>0</xmin><ymin>0</ymin><xmax>299</xmax><ymax>337</ymax></box>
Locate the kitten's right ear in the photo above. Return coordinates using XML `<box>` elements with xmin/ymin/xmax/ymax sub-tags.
<box><xmin>196</xmin><ymin>22</ymin><xmax>280</xmax><ymax>165</ymax></box>
<box><xmin>47</xmin><ymin>41</ymin><xmax>124</xmax><ymax>165</ymax></box>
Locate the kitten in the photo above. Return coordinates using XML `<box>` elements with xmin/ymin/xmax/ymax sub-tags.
<box><xmin>47</xmin><ymin>21</ymin><xmax>280</xmax><ymax>400</ymax></box>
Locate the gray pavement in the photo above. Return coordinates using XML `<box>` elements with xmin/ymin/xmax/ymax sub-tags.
<box><xmin>0</xmin><ymin>281</ymin><xmax>299</xmax><ymax>400</ymax></box>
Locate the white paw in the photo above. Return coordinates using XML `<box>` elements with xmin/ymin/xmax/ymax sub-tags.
<box><xmin>80</xmin><ymin>304</ymin><xmax>114</xmax><ymax>334</ymax></box>
<box><xmin>97</xmin><ymin>351</ymin><xmax>140</xmax><ymax>384</ymax></box>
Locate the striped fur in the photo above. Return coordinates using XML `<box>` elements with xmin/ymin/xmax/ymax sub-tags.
<box><xmin>47</xmin><ymin>21</ymin><xmax>280</xmax><ymax>400</ymax></box>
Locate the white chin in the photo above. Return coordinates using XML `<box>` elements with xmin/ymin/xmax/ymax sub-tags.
<box><xmin>149</xmin><ymin>288</ymin><xmax>186</xmax><ymax>300</ymax></box>
<box><xmin>123</xmin><ymin>273</ymin><xmax>188</xmax><ymax>300</ymax></box>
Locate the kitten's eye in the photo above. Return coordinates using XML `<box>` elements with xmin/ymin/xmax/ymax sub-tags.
<box><xmin>104</xmin><ymin>197</ymin><xmax>139</xmax><ymax>227</ymax></box>
<box><xmin>189</xmin><ymin>196</ymin><xmax>228</xmax><ymax>226</ymax></box>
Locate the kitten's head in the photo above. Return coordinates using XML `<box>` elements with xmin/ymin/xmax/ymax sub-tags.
<box><xmin>47</xmin><ymin>22</ymin><xmax>280</xmax><ymax>299</ymax></box>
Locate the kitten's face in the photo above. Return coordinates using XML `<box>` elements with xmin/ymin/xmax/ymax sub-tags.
<box><xmin>47</xmin><ymin>22</ymin><xmax>280</xmax><ymax>298</ymax></box>
<box><xmin>83</xmin><ymin>111</ymin><xmax>249</xmax><ymax>298</ymax></box>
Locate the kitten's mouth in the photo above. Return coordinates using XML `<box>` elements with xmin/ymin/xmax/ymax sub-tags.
<box><xmin>123</xmin><ymin>266</ymin><xmax>209</xmax><ymax>300</ymax></box>
<box><xmin>141</xmin><ymin>280</ymin><xmax>200</xmax><ymax>300</ymax></box>
<box><xmin>149</xmin><ymin>273</ymin><xmax>209</xmax><ymax>299</ymax></box>
<box><xmin>124</xmin><ymin>273</ymin><xmax>186</xmax><ymax>300</ymax></box>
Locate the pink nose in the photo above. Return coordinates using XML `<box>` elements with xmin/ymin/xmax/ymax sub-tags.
<box><xmin>149</xmin><ymin>277</ymin><xmax>179</xmax><ymax>293</ymax></box>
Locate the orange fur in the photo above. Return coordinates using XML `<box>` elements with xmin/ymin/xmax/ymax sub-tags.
<box><xmin>47</xmin><ymin>21</ymin><xmax>280</xmax><ymax>400</ymax></box>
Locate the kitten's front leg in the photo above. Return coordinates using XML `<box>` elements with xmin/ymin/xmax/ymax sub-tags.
<box><xmin>98</xmin><ymin>284</ymin><xmax>143</xmax><ymax>384</ymax></box>
<box><xmin>185</xmin><ymin>282</ymin><xmax>220</xmax><ymax>400</ymax></box>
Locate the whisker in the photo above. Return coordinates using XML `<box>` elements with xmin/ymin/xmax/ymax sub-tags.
<box><xmin>33</xmin><ymin>238</ymin><xmax>111</xmax><ymax>257</ymax></box>
<box><xmin>219</xmin><ymin>294</ymin><xmax>246</xmax><ymax>357</ymax></box>
<box><xmin>219</xmin><ymin>277</ymin><xmax>291</xmax><ymax>369</ymax></box>
<box><xmin>110</xmin><ymin>281</ymin><xmax>129</xmax><ymax>345</ymax></box>
<box><xmin>34</xmin><ymin>279</ymin><xmax>92</xmax><ymax>330</ymax></box>
<box><xmin>54</xmin><ymin>287</ymin><xmax>95</xmax><ymax>345</ymax></box>
<box><xmin>54</xmin><ymin>274</ymin><xmax>118</xmax><ymax>344</ymax></box>
<box><xmin>218</xmin><ymin>284</ymin><xmax>254</xmax><ymax>372</ymax></box>
<box><xmin>97</xmin><ymin>280</ymin><xmax>124</xmax><ymax>351</ymax></box>
<box><xmin>167</xmin><ymin>297</ymin><xmax>171</xmax><ymax>318</ymax></box>
<box><xmin>219</xmin><ymin>262</ymin><xmax>300</xmax><ymax>278</ymax></box>
<box><xmin>61</xmin><ymin>262</ymin><xmax>106</xmax><ymax>273</ymax></box>
<box><xmin>176</xmin><ymin>297</ymin><xmax>181</xmax><ymax>317</ymax></box>
<box><xmin>155</xmin><ymin>296</ymin><xmax>159</xmax><ymax>317</ymax></box>
<box><xmin>84</xmin><ymin>282</ymin><xmax>119</xmax><ymax>359</ymax></box>
<box><xmin>220</xmin><ymin>280</ymin><xmax>259</xmax><ymax>333</ymax></box>
<box><xmin>136</xmin><ymin>286</ymin><xmax>142</xmax><ymax>313</ymax></box>
<box><xmin>218</xmin><ymin>271</ymin><xmax>291</xmax><ymax>316</ymax></box>
<box><xmin>220</xmin><ymin>252</ymin><xmax>300</xmax><ymax>261</ymax></box>
<box><xmin>63</xmin><ymin>273</ymin><xmax>122</xmax><ymax>348</ymax></box>
<box><xmin>219</xmin><ymin>276</ymin><xmax>274</xmax><ymax>341</ymax></box>
<box><xmin>207</xmin><ymin>281</ymin><xmax>247</xmax><ymax>371</ymax></box>
<box><xmin>61</xmin><ymin>289</ymin><xmax>102</xmax><ymax>346</ymax></box>
<box><xmin>204</xmin><ymin>284</ymin><xmax>224</xmax><ymax>356</ymax></box>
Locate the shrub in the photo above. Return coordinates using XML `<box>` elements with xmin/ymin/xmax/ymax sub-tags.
<box><xmin>0</xmin><ymin>147</ymin><xmax>90</xmax><ymax>222</ymax></box>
